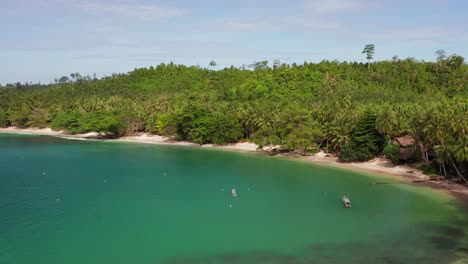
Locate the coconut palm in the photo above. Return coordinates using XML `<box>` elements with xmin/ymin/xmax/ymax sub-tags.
<box><xmin>376</xmin><ymin>106</ymin><xmax>396</xmax><ymax>141</ymax></box>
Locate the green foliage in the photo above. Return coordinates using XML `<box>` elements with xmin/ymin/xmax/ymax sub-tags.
<box><xmin>435</xmin><ymin>49</ymin><xmax>446</xmax><ymax>62</ymax></box>
<box><xmin>362</xmin><ymin>44</ymin><xmax>375</xmax><ymax>69</ymax></box>
<box><xmin>50</xmin><ymin>111</ymin><xmax>83</xmax><ymax>134</ymax></box>
<box><xmin>118</xmin><ymin>112</ymin><xmax>144</xmax><ymax>135</ymax></box>
<box><xmin>168</xmin><ymin>104</ymin><xmax>242</xmax><ymax>144</ymax></box>
<box><xmin>307</xmin><ymin>148</ymin><xmax>319</xmax><ymax>155</ymax></box>
<box><xmin>7</xmin><ymin>108</ymin><xmax>30</xmax><ymax>128</ymax></box>
<box><xmin>353</xmin><ymin>110</ymin><xmax>385</xmax><ymax>153</ymax></box>
<box><xmin>0</xmin><ymin>58</ymin><xmax>466</xmax><ymax>177</ymax></box>
<box><xmin>28</xmin><ymin>108</ymin><xmax>49</xmax><ymax>128</ymax></box>
<box><xmin>338</xmin><ymin>141</ymin><xmax>374</xmax><ymax>162</ymax></box>
<box><xmin>0</xmin><ymin>110</ymin><xmax>7</xmax><ymax>127</ymax></box>
<box><xmin>284</xmin><ymin>125</ymin><xmax>322</xmax><ymax>154</ymax></box>
<box><xmin>207</xmin><ymin>113</ymin><xmax>243</xmax><ymax>144</ymax></box>
<box><xmin>146</xmin><ymin>114</ymin><xmax>167</xmax><ymax>134</ymax></box>
<box><xmin>362</xmin><ymin>44</ymin><xmax>375</xmax><ymax>61</ymax></box>
<box><xmin>338</xmin><ymin>110</ymin><xmax>385</xmax><ymax>162</ymax></box>
<box><xmin>416</xmin><ymin>164</ymin><xmax>438</xmax><ymax>176</ymax></box>
<box><xmin>50</xmin><ymin>110</ymin><xmax>129</xmax><ymax>136</ymax></box>
<box><xmin>384</xmin><ymin>143</ymin><xmax>401</xmax><ymax>163</ymax></box>
<box><xmin>80</xmin><ymin>112</ymin><xmax>124</xmax><ymax>136</ymax></box>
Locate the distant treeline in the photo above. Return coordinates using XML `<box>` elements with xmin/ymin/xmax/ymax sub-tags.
<box><xmin>0</xmin><ymin>57</ymin><xmax>467</xmax><ymax>180</ymax></box>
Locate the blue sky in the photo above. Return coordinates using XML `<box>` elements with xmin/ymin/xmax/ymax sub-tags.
<box><xmin>1</xmin><ymin>0</ymin><xmax>467</xmax><ymax>84</ymax></box>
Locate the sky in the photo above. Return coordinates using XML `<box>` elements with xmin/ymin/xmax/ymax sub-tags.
<box><xmin>1</xmin><ymin>0</ymin><xmax>467</xmax><ymax>84</ymax></box>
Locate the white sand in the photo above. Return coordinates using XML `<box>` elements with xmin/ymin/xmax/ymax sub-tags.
<box><xmin>117</xmin><ymin>133</ymin><xmax>198</xmax><ymax>147</ymax></box>
<box><xmin>0</xmin><ymin>128</ymin><xmax>259</xmax><ymax>151</ymax></box>
<box><xmin>301</xmin><ymin>152</ymin><xmax>427</xmax><ymax>180</ymax></box>
<box><xmin>0</xmin><ymin>127</ymin><xmax>64</xmax><ymax>135</ymax></box>
<box><xmin>0</xmin><ymin>127</ymin><xmax>428</xmax><ymax>174</ymax></box>
<box><xmin>0</xmin><ymin>127</ymin><xmax>102</xmax><ymax>140</ymax></box>
<box><xmin>2</xmin><ymin>127</ymin><xmax>467</xmax><ymax>199</ymax></box>
<box><xmin>1</xmin><ymin>128</ymin><xmax>423</xmax><ymax>180</ymax></box>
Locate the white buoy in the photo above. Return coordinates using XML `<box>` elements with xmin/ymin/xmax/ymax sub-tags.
<box><xmin>43</xmin><ymin>172</ymin><xmax>46</xmax><ymax>175</ymax></box>
<box><xmin>229</xmin><ymin>204</ymin><xmax>232</xmax><ymax>208</ymax></box>
<box><xmin>56</xmin><ymin>198</ymin><xmax>60</xmax><ymax>202</ymax></box>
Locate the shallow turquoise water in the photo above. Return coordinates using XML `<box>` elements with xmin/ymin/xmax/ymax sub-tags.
<box><xmin>0</xmin><ymin>134</ymin><xmax>467</xmax><ymax>263</ymax></box>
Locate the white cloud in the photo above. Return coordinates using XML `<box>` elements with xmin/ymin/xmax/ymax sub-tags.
<box><xmin>285</xmin><ymin>16</ymin><xmax>341</xmax><ymax>30</ymax></box>
<box><xmin>305</xmin><ymin>0</ymin><xmax>362</xmax><ymax>14</ymax></box>
<box><xmin>224</xmin><ymin>20</ymin><xmax>283</xmax><ymax>32</ymax></box>
<box><xmin>72</xmin><ymin>1</ymin><xmax>184</xmax><ymax>21</ymax></box>
<box><xmin>220</xmin><ymin>0</ymin><xmax>360</xmax><ymax>33</ymax></box>
<box><xmin>222</xmin><ymin>16</ymin><xmax>340</xmax><ymax>32</ymax></box>
<box><xmin>359</xmin><ymin>27</ymin><xmax>450</xmax><ymax>42</ymax></box>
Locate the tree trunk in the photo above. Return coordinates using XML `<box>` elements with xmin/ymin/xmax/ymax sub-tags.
<box><xmin>318</xmin><ymin>138</ymin><xmax>326</xmax><ymax>150</ymax></box>
<box><xmin>419</xmin><ymin>142</ymin><xmax>429</xmax><ymax>165</ymax></box>
<box><xmin>451</xmin><ymin>161</ymin><xmax>468</xmax><ymax>184</ymax></box>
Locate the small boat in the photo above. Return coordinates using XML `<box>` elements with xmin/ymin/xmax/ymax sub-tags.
<box><xmin>232</xmin><ymin>188</ymin><xmax>238</xmax><ymax>197</ymax></box>
<box><xmin>342</xmin><ymin>196</ymin><xmax>351</xmax><ymax>208</ymax></box>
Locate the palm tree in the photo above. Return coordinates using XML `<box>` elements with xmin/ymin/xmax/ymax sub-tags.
<box><xmin>434</xmin><ymin>144</ymin><xmax>450</xmax><ymax>176</ymax></box>
<box><xmin>362</xmin><ymin>44</ymin><xmax>375</xmax><ymax>70</ymax></box>
<box><xmin>376</xmin><ymin>106</ymin><xmax>396</xmax><ymax>141</ymax></box>
<box><xmin>449</xmin><ymin>143</ymin><xmax>468</xmax><ymax>184</ymax></box>
<box><xmin>408</xmin><ymin>107</ymin><xmax>430</xmax><ymax>164</ymax></box>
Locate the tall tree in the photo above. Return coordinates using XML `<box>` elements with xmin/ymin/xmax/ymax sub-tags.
<box><xmin>435</xmin><ymin>49</ymin><xmax>446</xmax><ymax>66</ymax></box>
<box><xmin>362</xmin><ymin>44</ymin><xmax>375</xmax><ymax>70</ymax></box>
<box><xmin>248</xmin><ymin>60</ymin><xmax>269</xmax><ymax>71</ymax></box>
<box><xmin>209</xmin><ymin>60</ymin><xmax>217</xmax><ymax>68</ymax></box>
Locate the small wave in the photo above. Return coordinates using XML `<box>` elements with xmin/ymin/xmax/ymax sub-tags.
<box><xmin>58</xmin><ymin>136</ymin><xmax>90</xmax><ymax>141</ymax></box>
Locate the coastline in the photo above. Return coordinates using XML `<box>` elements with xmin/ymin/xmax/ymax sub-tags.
<box><xmin>2</xmin><ymin>127</ymin><xmax>467</xmax><ymax>201</ymax></box>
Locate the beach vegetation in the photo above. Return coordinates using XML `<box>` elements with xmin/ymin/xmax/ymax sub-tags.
<box><xmin>384</xmin><ymin>143</ymin><xmax>401</xmax><ymax>164</ymax></box>
<box><xmin>0</xmin><ymin>110</ymin><xmax>7</xmax><ymax>127</ymax></box>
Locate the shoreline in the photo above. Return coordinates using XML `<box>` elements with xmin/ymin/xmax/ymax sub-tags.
<box><xmin>2</xmin><ymin>127</ymin><xmax>467</xmax><ymax>202</ymax></box>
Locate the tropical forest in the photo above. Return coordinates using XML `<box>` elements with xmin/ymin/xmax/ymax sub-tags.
<box><xmin>0</xmin><ymin>49</ymin><xmax>467</xmax><ymax>181</ymax></box>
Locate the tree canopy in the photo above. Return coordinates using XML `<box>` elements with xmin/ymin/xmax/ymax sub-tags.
<box><xmin>1</xmin><ymin>56</ymin><xmax>467</xmax><ymax>179</ymax></box>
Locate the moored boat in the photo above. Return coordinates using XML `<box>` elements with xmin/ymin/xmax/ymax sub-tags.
<box><xmin>232</xmin><ymin>188</ymin><xmax>238</xmax><ymax>197</ymax></box>
<box><xmin>342</xmin><ymin>196</ymin><xmax>351</xmax><ymax>208</ymax></box>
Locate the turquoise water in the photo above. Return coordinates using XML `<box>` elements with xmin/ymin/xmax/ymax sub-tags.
<box><xmin>1</xmin><ymin>134</ymin><xmax>467</xmax><ymax>263</ymax></box>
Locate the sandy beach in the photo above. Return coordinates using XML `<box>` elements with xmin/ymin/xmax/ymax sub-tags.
<box><xmin>2</xmin><ymin>127</ymin><xmax>467</xmax><ymax>200</ymax></box>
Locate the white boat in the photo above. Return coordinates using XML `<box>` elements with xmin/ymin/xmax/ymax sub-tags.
<box><xmin>232</xmin><ymin>188</ymin><xmax>238</xmax><ymax>197</ymax></box>
<box><xmin>342</xmin><ymin>196</ymin><xmax>351</xmax><ymax>208</ymax></box>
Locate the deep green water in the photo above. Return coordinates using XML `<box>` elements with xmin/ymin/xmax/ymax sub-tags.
<box><xmin>1</xmin><ymin>134</ymin><xmax>468</xmax><ymax>264</ymax></box>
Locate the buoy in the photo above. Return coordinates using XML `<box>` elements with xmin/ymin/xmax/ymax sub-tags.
<box><xmin>43</xmin><ymin>172</ymin><xmax>46</xmax><ymax>175</ymax></box>
<box><xmin>229</xmin><ymin>204</ymin><xmax>232</xmax><ymax>208</ymax></box>
<box><xmin>56</xmin><ymin>198</ymin><xmax>60</xmax><ymax>202</ymax></box>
